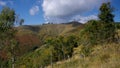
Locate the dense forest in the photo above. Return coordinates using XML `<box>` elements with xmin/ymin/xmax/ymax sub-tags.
<box><xmin>0</xmin><ymin>2</ymin><xmax>120</xmax><ymax>68</ymax></box>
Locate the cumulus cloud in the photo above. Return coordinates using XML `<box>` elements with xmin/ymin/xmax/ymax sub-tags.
<box><xmin>42</xmin><ymin>0</ymin><xmax>102</xmax><ymax>17</ymax></box>
<box><xmin>0</xmin><ymin>1</ymin><xmax>6</xmax><ymax>6</ymax></box>
<box><xmin>72</xmin><ymin>15</ymin><xmax>98</xmax><ymax>23</ymax></box>
<box><xmin>42</xmin><ymin>0</ymin><xmax>108</xmax><ymax>23</ymax></box>
<box><xmin>30</xmin><ymin>6</ymin><xmax>39</xmax><ymax>16</ymax></box>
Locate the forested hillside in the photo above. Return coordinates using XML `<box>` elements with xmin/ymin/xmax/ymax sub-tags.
<box><xmin>0</xmin><ymin>2</ymin><xmax>120</xmax><ymax>68</ymax></box>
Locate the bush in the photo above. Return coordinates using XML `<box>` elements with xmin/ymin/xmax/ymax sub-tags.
<box><xmin>80</xmin><ymin>45</ymin><xmax>93</xmax><ymax>57</ymax></box>
<box><xmin>80</xmin><ymin>20</ymin><xmax>101</xmax><ymax>45</ymax></box>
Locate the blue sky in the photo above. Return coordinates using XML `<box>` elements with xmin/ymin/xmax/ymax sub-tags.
<box><xmin>0</xmin><ymin>0</ymin><xmax>120</xmax><ymax>25</ymax></box>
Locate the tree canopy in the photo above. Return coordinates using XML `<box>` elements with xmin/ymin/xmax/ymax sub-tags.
<box><xmin>80</xmin><ymin>2</ymin><xmax>116</xmax><ymax>45</ymax></box>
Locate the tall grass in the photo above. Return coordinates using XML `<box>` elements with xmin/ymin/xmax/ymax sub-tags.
<box><xmin>48</xmin><ymin>43</ymin><xmax>120</xmax><ymax>68</ymax></box>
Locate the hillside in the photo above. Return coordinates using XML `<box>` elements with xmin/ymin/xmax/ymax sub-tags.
<box><xmin>0</xmin><ymin>21</ymin><xmax>85</xmax><ymax>68</ymax></box>
<box><xmin>1</xmin><ymin>21</ymin><xmax>120</xmax><ymax>68</ymax></box>
<box><xmin>14</xmin><ymin>22</ymin><xmax>84</xmax><ymax>56</ymax></box>
<box><xmin>14</xmin><ymin>26</ymin><xmax>120</xmax><ymax>68</ymax></box>
<box><xmin>17</xmin><ymin>21</ymin><xmax>83</xmax><ymax>35</ymax></box>
<box><xmin>14</xmin><ymin>22</ymin><xmax>120</xmax><ymax>68</ymax></box>
<box><xmin>47</xmin><ymin>43</ymin><xmax>120</xmax><ymax>68</ymax></box>
<box><xmin>46</xmin><ymin>28</ymin><xmax>120</xmax><ymax>68</ymax></box>
<box><xmin>0</xmin><ymin>1</ymin><xmax>120</xmax><ymax>68</ymax></box>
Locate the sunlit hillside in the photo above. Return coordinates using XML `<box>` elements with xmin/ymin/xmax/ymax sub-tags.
<box><xmin>48</xmin><ymin>42</ymin><xmax>120</xmax><ymax>68</ymax></box>
<box><xmin>0</xmin><ymin>0</ymin><xmax>120</xmax><ymax>68</ymax></box>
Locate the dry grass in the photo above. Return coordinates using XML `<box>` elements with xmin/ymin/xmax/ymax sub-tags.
<box><xmin>47</xmin><ymin>43</ymin><xmax>120</xmax><ymax>68</ymax></box>
<box><xmin>46</xmin><ymin>29</ymin><xmax>120</xmax><ymax>68</ymax></box>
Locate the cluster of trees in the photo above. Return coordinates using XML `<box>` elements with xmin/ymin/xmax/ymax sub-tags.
<box><xmin>45</xmin><ymin>35</ymin><xmax>78</xmax><ymax>61</ymax></box>
<box><xmin>15</xmin><ymin>35</ymin><xmax>78</xmax><ymax>68</ymax></box>
<box><xmin>79</xmin><ymin>2</ymin><xmax>120</xmax><ymax>57</ymax></box>
<box><xmin>80</xmin><ymin>2</ymin><xmax>117</xmax><ymax>45</ymax></box>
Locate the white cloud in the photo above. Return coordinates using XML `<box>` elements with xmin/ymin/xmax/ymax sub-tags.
<box><xmin>72</xmin><ymin>15</ymin><xmax>98</xmax><ymax>23</ymax></box>
<box><xmin>29</xmin><ymin>6</ymin><xmax>39</xmax><ymax>16</ymax></box>
<box><xmin>42</xmin><ymin>0</ymin><xmax>103</xmax><ymax>17</ymax></box>
<box><xmin>45</xmin><ymin>15</ymin><xmax>98</xmax><ymax>24</ymax></box>
<box><xmin>0</xmin><ymin>1</ymin><xmax>6</xmax><ymax>6</ymax></box>
<box><xmin>42</xmin><ymin>0</ymin><xmax>108</xmax><ymax>23</ymax></box>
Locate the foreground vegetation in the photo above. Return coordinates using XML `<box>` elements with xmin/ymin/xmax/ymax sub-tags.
<box><xmin>0</xmin><ymin>2</ymin><xmax>120</xmax><ymax>68</ymax></box>
<box><xmin>49</xmin><ymin>43</ymin><xmax>120</xmax><ymax>68</ymax></box>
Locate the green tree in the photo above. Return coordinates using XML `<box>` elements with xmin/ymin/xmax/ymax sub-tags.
<box><xmin>99</xmin><ymin>2</ymin><xmax>114</xmax><ymax>23</ymax></box>
<box><xmin>80</xmin><ymin>2</ymin><xmax>116</xmax><ymax>45</ymax></box>
<box><xmin>0</xmin><ymin>7</ymin><xmax>23</xmax><ymax>68</ymax></box>
<box><xmin>20</xmin><ymin>19</ymin><xmax>24</xmax><ymax>25</ymax></box>
<box><xmin>45</xmin><ymin>35</ymin><xmax>77</xmax><ymax>61</ymax></box>
<box><xmin>0</xmin><ymin>7</ymin><xmax>17</xmax><ymax>55</ymax></box>
<box><xmin>98</xmin><ymin>2</ymin><xmax>115</xmax><ymax>42</ymax></box>
<box><xmin>80</xmin><ymin>20</ymin><xmax>100</xmax><ymax>45</ymax></box>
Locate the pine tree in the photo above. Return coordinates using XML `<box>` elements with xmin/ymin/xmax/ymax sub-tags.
<box><xmin>99</xmin><ymin>2</ymin><xmax>114</xmax><ymax>23</ymax></box>
<box><xmin>80</xmin><ymin>2</ymin><xmax>116</xmax><ymax>45</ymax></box>
<box><xmin>98</xmin><ymin>2</ymin><xmax>115</xmax><ymax>42</ymax></box>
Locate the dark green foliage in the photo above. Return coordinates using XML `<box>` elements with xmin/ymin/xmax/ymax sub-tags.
<box><xmin>115</xmin><ymin>23</ymin><xmax>120</xmax><ymax>29</ymax></box>
<box><xmin>0</xmin><ymin>7</ymin><xmax>16</xmax><ymax>68</ymax></box>
<box><xmin>45</xmin><ymin>35</ymin><xmax>77</xmax><ymax>61</ymax></box>
<box><xmin>15</xmin><ymin>35</ymin><xmax>78</xmax><ymax>67</ymax></box>
<box><xmin>0</xmin><ymin>7</ymin><xmax>17</xmax><ymax>49</ymax></box>
<box><xmin>15</xmin><ymin>45</ymin><xmax>53</xmax><ymax>68</ymax></box>
<box><xmin>100</xmin><ymin>22</ymin><xmax>115</xmax><ymax>42</ymax></box>
<box><xmin>0</xmin><ymin>7</ymin><xmax>15</xmax><ymax>40</ymax></box>
<box><xmin>99</xmin><ymin>2</ymin><xmax>114</xmax><ymax>23</ymax></box>
<box><xmin>80</xmin><ymin>2</ymin><xmax>116</xmax><ymax>45</ymax></box>
<box><xmin>98</xmin><ymin>2</ymin><xmax>116</xmax><ymax>42</ymax></box>
<box><xmin>80</xmin><ymin>20</ymin><xmax>101</xmax><ymax>45</ymax></box>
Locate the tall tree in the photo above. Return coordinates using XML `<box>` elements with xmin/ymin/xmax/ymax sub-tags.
<box><xmin>99</xmin><ymin>2</ymin><xmax>114</xmax><ymax>23</ymax></box>
<box><xmin>98</xmin><ymin>2</ymin><xmax>115</xmax><ymax>42</ymax></box>
<box><xmin>0</xmin><ymin>7</ymin><xmax>23</xmax><ymax>68</ymax></box>
<box><xmin>0</xmin><ymin>7</ymin><xmax>16</xmax><ymax>49</ymax></box>
<box><xmin>80</xmin><ymin>2</ymin><xmax>116</xmax><ymax>45</ymax></box>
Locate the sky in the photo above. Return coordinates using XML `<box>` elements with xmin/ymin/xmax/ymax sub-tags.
<box><xmin>0</xmin><ymin>0</ymin><xmax>120</xmax><ymax>25</ymax></box>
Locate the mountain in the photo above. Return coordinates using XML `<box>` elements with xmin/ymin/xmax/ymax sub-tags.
<box><xmin>17</xmin><ymin>21</ymin><xmax>84</xmax><ymax>35</ymax></box>
<box><xmin>2</xmin><ymin>21</ymin><xmax>120</xmax><ymax>68</ymax></box>
<box><xmin>1</xmin><ymin>21</ymin><xmax>120</xmax><ymax>68</ymax></box>
<box><xmin>14</xmin><ymin>22</ymin><xmax>84</xmax><ymax>56</ymax></box>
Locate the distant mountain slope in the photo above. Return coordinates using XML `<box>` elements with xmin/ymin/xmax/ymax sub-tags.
<box><xmin>17</xmin><ymin>21</ymin><xmax>84</xmax><ymax>36</ymax></box>
<box><xmin>14</xmin><ymin>22</ymin><xmax>84</xmax><ymax>56</ymax></box>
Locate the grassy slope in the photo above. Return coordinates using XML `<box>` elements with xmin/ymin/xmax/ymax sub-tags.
<box><xmin>17</xmin><ymin>22</ymin><xmax>83</xmax><ymax>36</ymax></box>
<box><xmin>48</xmin><ymin>43</ymin><xmax>120</xmax><ymax>68</ymax></box>
<box><xmin>46</xmin><ymin>30</ymin><xmax>120</xmax><ymax>68</ymax></box>
<box><xmin>14</xmin><ymin>22</ymin><xmax>84</xmax><ymax>68</ymax></box>
<box><xmin>15</xmin><ymin>23</ymin><xmax>120</xmax><ymax>68</ymax></box>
